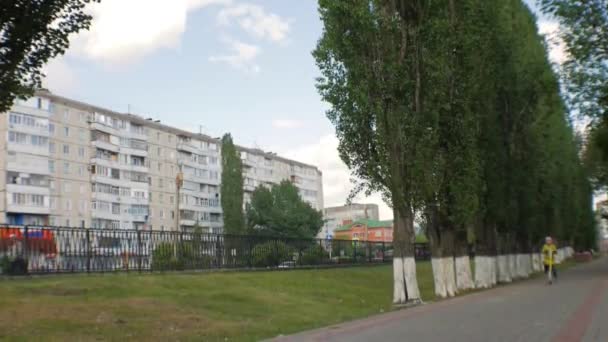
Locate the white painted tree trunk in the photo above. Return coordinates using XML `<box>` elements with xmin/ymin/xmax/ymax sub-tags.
<box><xmin>444</xmin><ymin>257</ymin><xmax>457</xmax><ymax>297</ymax></box>
<box><xmin>508</xmin><ymin>254</ymin><xmax>517</xmax><ymax>279</ymax></box>
<box><xmin>515</xmin><ymin>254</ymin><xmax>529</xmax><ymax>278</ymax></box>
<box><xmin>431</xmin><ymin>257</ymin><xmax>458</xmax><ymax>298</ymax></box>
<box><xmin>455</xmin><ymin>255</ymin><xmax>474</xmax><ymax>291</ymax></box>
<box><xmin>532</xmin><ymin>253</ymin><xmax>541</xmax><ymax>272</ymax></box>
<box><xmin>432</xmin><ymin>258</ymin><xmax>446</xmax><ymax>298</ymax></box>
<box><xmin>474</xmin><ymin>256</ymin><xmax>496</xmax><ymax>289</ymax></box>
<box><xmin>497</xmin><ymin>255</ymin><xmax>511</xmax><ymax>283</ymax></box>
<box><xmin>489</xmin><ymin>256</ymin><xmax>497</xmax><ymax>286</ymax></box>
<box><xmin>393</xmin><ymin>257</ymin><xmax>422</xmax><ymax>304</ymax></box>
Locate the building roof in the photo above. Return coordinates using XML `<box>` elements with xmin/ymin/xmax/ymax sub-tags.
<box><xmin>334</xmin><ymin>219</ymin><xmax>394</xmax><ymax>232</ymax></box>
<box><xmin>35</xmin><ymin>90</ymin><xmax>321</xmax><ymax>172</ymax></box>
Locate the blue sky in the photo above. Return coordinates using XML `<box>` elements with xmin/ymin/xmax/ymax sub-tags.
<box><xmin>43</xmin><ymin>0</ymin><xmax>562</xmax><ymax>219</ymax></box>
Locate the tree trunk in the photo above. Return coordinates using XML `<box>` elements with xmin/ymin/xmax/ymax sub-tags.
<box><xmin>496</xmin><ymin>233</ymin><xmax>512</xmax><ymax>283</ymax></box>
<box><xmin>427</xmin><ymin>207</ymin><xmax>457</xmax><ymax>298</ymax></box>
<box><xmin>392</xmin><ymin>206</ymin><xmax>421</xmax><ymax>304</ymax></box>
<box><xmin>474</xmin><ymin>221</ymin><xmax>497</xmax><ymax>289</ymax></box>
<box><xmin>454</xmin><ymin>230</ymin><xmax>474</xmax><ymax>291</ymax></box>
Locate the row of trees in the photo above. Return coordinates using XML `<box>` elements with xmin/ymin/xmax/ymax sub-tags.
<box><xmin>314</xmin><ymin>0</ymin><xmax>596</xmax><ymax>302</ymax></box>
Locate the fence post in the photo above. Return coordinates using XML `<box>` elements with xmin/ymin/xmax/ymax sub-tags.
<box><xmin>382</xmin><ymin>241</ymin><xmax>386</xmax><ymax>263</ymax></box>
<box><xmin>248</xmin><ymin>235</ymin><xmax>253</xmax><ymax>268</ymax></box>
<box><xmin>23</xmin><ymin>225</ymin><xmax>29</xmax><ymax>268</ymax></box>
<box><xmin>137</xmin><ymin>229</ymin><xmax>142</xmax><ymax>273</ymax></box>
<box><xmin>353</xmin><ymin>240</ymin><xmax>358</xmax><ymax>263</ymax></box>
<box><xmin>86</xmin><ymin>229</ymin><xmax>91</xmax><ymax>274</ymax></box>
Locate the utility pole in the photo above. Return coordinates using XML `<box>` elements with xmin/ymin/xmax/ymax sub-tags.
<box><xmin>173</xmin><ymin>163</ymin><xmax>184</xmax><ymax>258</ymax></box>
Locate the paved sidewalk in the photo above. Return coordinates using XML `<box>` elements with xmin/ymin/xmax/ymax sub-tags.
<box><xmin>274</xmin><ymin>258</ymin><xmax>608</xmax><ymax>342</ymax></box>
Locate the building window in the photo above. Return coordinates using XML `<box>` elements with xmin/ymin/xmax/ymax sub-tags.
<box><xmin>64</xmin><ymin>109</ymin><xmax>70</xmax><ymax>121</ymax></box>
<box><xmin>79</xmin><ymin>112</ymin><xmax>87</xmax><ymax>123</ymax></box>
<box><xmin>49</xmin><ymin>180</ymin><xmax>55</xmax><ymax>190</ymax></box>
<box><xmin>49</xmin><ymin>123</ymin><xmax>55</xmax><ymax>134</ymax></box>
<box><xmin>63</xmin><ymin>144</ymin><xmax>70</xmax><ymax>155</ymax></box>
<box><xmin>79</xmin><ymin>128</ymin><xmax>86</xmax><ymax>141</ymax></box>
<box><xmin>160</xmin><ymin>210</ymin><xmax>165</xmax><ymax>219</ymax></box>
<box><xmin>48</xmin><ymin>160</ymin><xmax>55</xmax><ymax>173</ymax></box>
<box><xmin>78</xmin><ymin>165</ymin><xmax>84</xmax><ymax>176</ymax></box>
<box><xmin>170</xmin><ymin>196</ymin><xmax>174</xmax><ymax>204</ymax></box>
<box><xmin>158</xmin><ymin>163</ymin><xmax>162</xmax><ymax>172</ymax></box>
<box><xmin>157</xmin><ymin>147</ymin><xmax>161</xmax><ymax>157</ymax></box>
<box><xmin>49</xmin><ymin>142</ymin><xmax>55</xmax><ymax>154</ymax></box>
<box><xmin>157</xmin><ymin>132</ymin><xmax>161</xmax><ymax>141</ymax></box>
<box><xmin>159</xmin><ymin>178</ymin><xmax>163</xmax><ymax>188</ymax></box>
<box><xmin>64</xmin><ymin>126</ymin><xmax>69</xmax><ymax>137</ymax></box>
<box><xmin>80</xmin><ymin>184</ymin><xmax>85</xmax><ymax>194</ymax></box>
<box><xmin>78</xmin><ymin>146</ymin><xmax>85</xmax><ymax>157</ymax></box>
<box><xmin>63</xmin><ymin>181</ymin><xmax>71</xmax><ymax>192</ymax></box>
<box><xmin>65</xmin><ymin>199</ymin><xmax>72</xmax><ymax>211</ymax></box>
<box><xmin>63</xmin><ymin>162</ymin><xmax>70</xmax><ymax>174</ymax></box>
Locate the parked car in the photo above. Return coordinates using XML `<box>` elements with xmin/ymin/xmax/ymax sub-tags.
<box><xmin>278</xmin><ymin>261</ymin><xmax>295</xmax><ymax>269</ymax></box>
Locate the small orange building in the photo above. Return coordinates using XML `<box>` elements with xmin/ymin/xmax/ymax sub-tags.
<box><xmin>333</xmin><ymin>219</ymin><xmax>393</xmax><ymax>242</ymax></box>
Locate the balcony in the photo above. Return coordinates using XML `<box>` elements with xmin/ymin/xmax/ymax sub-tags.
<box><xmin>127</xmin><ymin>127</ymin><xmax>148</xmax><ymax>141</ymax></box>
<box><xmin>92</xmin><ymin>139</ymin><xmax>119</xmax><ymax>153</ymax></box>
<box><xmin>6</xmin><ymin>153</ymin><xmax>50</xmax><ymax>175</ymax></box>
<box><xmin>12</xmin><ymin>104</ymin><xmax>50</xmax><ymax>119</ymax></box>
<box><xmin>7</xmin><ymin>184</ymin><xmax>50</xmax><ymax>196</ymax></box>
<box><xmin>7</xmin><ymin>143</ymin><xmax>48</xmax><ymax>157</ymax></box>
<box><xmin>6</xmin><ymin>203</ymin><xmax>50</xmax><ymax>215</ymax></box>
<box><xmin>91</xmin><ymin>209</ymin><xmax>122</xmax><ymax>221</ymax></box>
<box><xmin>91</xmin><ymin>122</ymin><xmax>120</xmax><ymax>136</ymax></box>
<box><xmin>8</xmin><ymin>123</ymin><xmax>50</xmax><ymax>137</ymax></box>
<box><xmin>177</xmin><ymin>142</ymin><xmax>201</xmax><ymax>155</ymax></box>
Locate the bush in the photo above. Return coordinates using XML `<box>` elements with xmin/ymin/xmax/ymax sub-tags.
<box><xmin>151</xmin><ymin>242</ymin><xmax>213</xmax><ymax>271</ymax></box>
<box><xmin>0</xmin><ymin>256</ymin><xmax>28</xmax><ymax>275</ymax></box>
<box><xmin>300</xmin><ymin>245</ymin><xmax>329</xmax><ymax>265</ymax></box>
<box><xmin>251</xmin><ymin>241</ymin><xmax>293</xmax><ymax>267</ymax></box>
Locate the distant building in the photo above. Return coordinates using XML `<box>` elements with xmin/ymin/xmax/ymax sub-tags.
<box><xmin>321</xmin><ymin>203</ymin><xmax>380</xmax><ymax>238</ymax></box>
<box><xmin>596</xmin><ymin>201</ymin><xmax>608</xmax><ymax>253</ymax></box>
<box><xmin>333</xmin><ymin>219</ymin><xmax>393</xmax><ymax>242</ymax></box>
<box><xmin>0</xmin><ymin>90</ymin><xmax>323</xmax><ymax>233</ymax></box>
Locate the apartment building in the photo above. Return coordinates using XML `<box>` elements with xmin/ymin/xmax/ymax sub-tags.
<box><xmin>240</xmin><ymin>147</ymin><xmax>324</xmax><ymax>211</ymax></box>
<box><xmin>0</xmin><ymin>90</ymin><xmax>323</xmax><ymax>233</ymax></box>
<box><xmin>321</xmin><ymin>203</ymin><xmax>380</xmax><ymax>238</ymax></box>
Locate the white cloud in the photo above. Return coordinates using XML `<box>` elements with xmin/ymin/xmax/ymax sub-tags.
<box><xmin>70</xmin><ymin>0</ymin><xmax>230</xmax><ymax>64</ymax></box>
<box><xmin>538</xmin><ymin>20</ymin><xmax>568</xmax><ymax>64</ymax></box>
<box><xmin>272</xmin><ymin>119</ymin><xmax>304</xmax><ymax>129</ymax></box>
<box><xmin>42</xmin><ymin>57</ymin><xmax>78</xmax><ymax>94</ymax></box>
<box><xmin>217</xmin><ymin>3</ymin><xmax>290</xmax><ymax>42</ymax></box>
<box><xmin>209</xmin><ymin>38</ymin><xmax>261</xmax><ymax>73</ymax></box>
<box><xmin>281</xmin><ymin>135</ymin><xmax>393</xmax><ymax>220</ymax></box>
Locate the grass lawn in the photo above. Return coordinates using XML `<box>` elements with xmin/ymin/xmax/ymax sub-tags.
<box><xmin>0</xmin><ymin>262</ymin><xmax>434</xmax><ymax>341</ymax></box>
<box><xmin>0</xmin><ymin>258</ymin><xmax>579</xmax><ymax>341</ymax></box>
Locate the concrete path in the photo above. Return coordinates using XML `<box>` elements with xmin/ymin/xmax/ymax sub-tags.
<box><xmin>274</xmin><ymin>258</ymin><xmax>608</xmax><ymax>342</ymax></box>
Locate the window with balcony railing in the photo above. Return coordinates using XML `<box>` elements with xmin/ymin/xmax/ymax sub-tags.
<box><xmin>11</xmin><ymin>193</ymin><xmax>46</xmax><ymax>207</ymax></box>
<box><xmin>130</xmin><ymin>124</ymin><xmax>144</xmax><ymax>135</ymax></box>
<box><xmin>9</xmin><ymin>112</ymin><xmax>49</xmax><ymax>131</ymax></box>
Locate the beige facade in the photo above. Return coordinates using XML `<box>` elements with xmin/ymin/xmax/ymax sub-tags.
<box><xmin>239</xmin><ymin>147</ymin><xmax>324</xmax><ymax>211</ymax></box>
<box><xmin>0</xmin><ymin>90</ymin><xmax>322</xmax><ymax>233</ymax></box>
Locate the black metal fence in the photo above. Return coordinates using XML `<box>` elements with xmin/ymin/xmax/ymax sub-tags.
<box><xmin>0</xmin><ymin>224</ymin><xmax>431</xmax><ymax>275</ymax></box>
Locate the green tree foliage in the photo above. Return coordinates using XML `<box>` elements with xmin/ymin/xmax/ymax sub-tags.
<box><xmin>246</xmin><ymin>180</ymin><xmax>323</xmax><ymax>239</ymax></box>
<box><xmin>538</xmin><ymin>0</ymin><xmax>608</xmax><ymax>121</ymax></box>
<box><xmin>0</xmin><ymin>0</ymin><xmax>99</xmax><ymax>112</ymax></box>
<box><xmin>315</xmin><ymin>0</ymin><xmax>597</xmax><ymax>294</ymax></box>
<box><xmin>221</xmin><ymin>134</ymin><xmax>245</xmax><ymax>234</ymax></box>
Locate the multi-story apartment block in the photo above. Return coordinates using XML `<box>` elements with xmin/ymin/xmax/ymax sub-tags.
<box><xmin>321</xmin><ymin>203</ymin><xmax>380</xmax><ymax>238</ymax></box>
<box><xmin>0</xmin><ymin>90</ymin><xmax>323</xmax><ymax>233</ymax></box>
<box><xmin>239</xmin><ymin>147</ymin><xmax>324</xmax><ymax>211</ymax></box>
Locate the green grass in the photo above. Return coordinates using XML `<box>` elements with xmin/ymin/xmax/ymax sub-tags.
<box><xmin>0</xmin><ymin>259</ymin><xmax>581</xmax><ymax>341</ymax></box>
<box><xmin>0</xmin><ymin>263</ymin><xmax>434</xmax><ymax>341</ymax></box>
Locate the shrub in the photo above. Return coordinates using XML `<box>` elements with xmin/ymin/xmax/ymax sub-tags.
<box><xmin>251</xmin><ymin>241</ymin><xmax>293</xmax><ymax>267</ymax></box>
<box><xmin>0</xmin><ymin>256</ymin><xmax>28</xmax><ymax>275</ymax></box>
<box><xmin>151</xmin><ymin>242</ymin><xmax>215</xmax><ymax>271</ymax></box>
<box><xmin>300</xmin><ymin>244</ymin><xmax>329</xmax><ymax>265</ymax></box>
